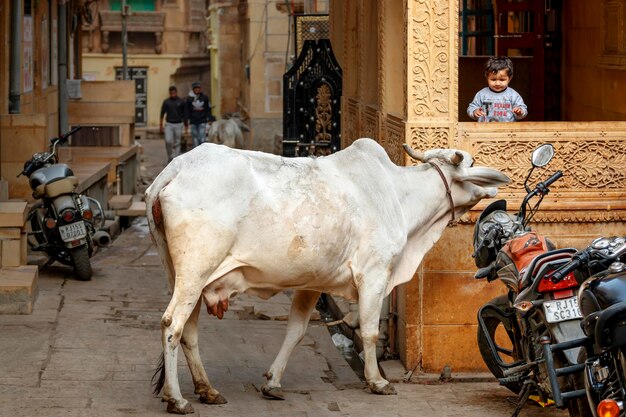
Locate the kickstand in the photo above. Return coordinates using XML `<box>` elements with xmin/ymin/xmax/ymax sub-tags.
<box><xmin>42</xmin><ymin>258</ymin><xmax>55</xmax><ymax>269</ymax></box>
<box><xmin>510</xmin><ymin>382</ymin><xmax>532</xmax><ymax>417</ymax></box>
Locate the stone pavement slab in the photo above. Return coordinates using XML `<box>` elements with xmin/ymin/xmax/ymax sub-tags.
<box><xmin>0</xmin><ymin>217</ymin><xmax>569</xmax><ymax>417</ymax></box>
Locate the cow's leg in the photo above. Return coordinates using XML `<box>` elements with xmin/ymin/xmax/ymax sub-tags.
<box><xmin>161</xmin><ymin>287</ymin><xmax>204</xmax><ymax>414</ymax></box>
<box><xmin>359</xmin><ymin>285</ymin><xmax>397</xmax><ymax>395</ymax></box>
<box><xmin>180</xmin><ymin>299</ymin><xmax>227</xmax><ymax>405</ymax></box>
<box><xmin>261</xmin><ymin>290</ymin><xmax>320</xmax><ymax>400</ymax></box>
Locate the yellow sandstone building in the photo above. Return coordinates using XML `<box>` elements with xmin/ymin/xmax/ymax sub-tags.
<box><xmin>2</xmin><ymin>0</ymin><xmax>626</xmax><ymax>376</ymax></box>
<box><xmin>207</xmin><ymin>0</ymin><xmax>626</xmax><ymax>374</ymax></box>
<box><xmin>327</xmin><ymin>0</ymin><xmax>626</xmax><ymax>373</ymax></box>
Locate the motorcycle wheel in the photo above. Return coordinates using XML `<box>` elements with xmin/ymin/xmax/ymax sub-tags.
<box><xmin>71</xmin><ymin>246</ymin><xmax>93</xmax><ymax>281</ymax></box>
<box><xmin>477</xmin><ymin>294</ymin><xmax>523</xmax><ymax>394</ymax></box>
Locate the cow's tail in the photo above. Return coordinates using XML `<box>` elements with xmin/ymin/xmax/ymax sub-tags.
<box><xmin>145</xmin><ymin>161</ymin><xmax>179</xmax><ymax>292</ymax></box>
<box><xmin>151</xmin><ymin>350</ymin><xmax>165</xmax><ymax>395</ymax></box>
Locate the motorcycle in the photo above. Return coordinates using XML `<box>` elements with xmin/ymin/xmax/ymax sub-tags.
<box><xmin>18</xmin><ymin>126</ymin><xmax>110</xmax><ymax>281</ymax></box>
<box><xmin>542</xmin><ymin>236</ymin><xmax>626</xmax><ymax>417</ymax></box>
<box><xmin>472</xmin><ymin>143</ymin><xmax>591</xmax><ymax>416</ymax></box>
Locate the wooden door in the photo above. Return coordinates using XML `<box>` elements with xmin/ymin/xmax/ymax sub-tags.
<box><xmin>495</xmin><ymin>0</ymin><xmax>545</xmax><ymax>120</ymax></box>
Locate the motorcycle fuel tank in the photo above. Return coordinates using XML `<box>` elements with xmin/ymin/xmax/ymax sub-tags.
<box><xmin>29</xmin><ymin>164</ymin><xmax>74</xmax><ymax>190</ymax></box>
<box><xmin>579</xmin><ymin>269</ymin><xmax>626</xmax><ymax>314</ymax></box>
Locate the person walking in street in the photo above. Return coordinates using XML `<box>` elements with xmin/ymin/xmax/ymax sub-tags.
<box><xmin>467</xmin><ymin>56</ymin><xmax>528</xmax><ymax>122</ymax></box>
<box><xmin>159</xmin><ymin>85</ymin><xmax>186</xmax><ymax>162</ymax></box>
<box><xmin>185</xmin><ymin>81</ymin><xmax>215</xmax><ymax>149</ymax></box>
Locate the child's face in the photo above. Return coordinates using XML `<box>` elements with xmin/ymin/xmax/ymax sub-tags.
<box><xmin>486</xmin><ymin>69</ymin><xmax>511</xmax><ymax>92</ymax></box>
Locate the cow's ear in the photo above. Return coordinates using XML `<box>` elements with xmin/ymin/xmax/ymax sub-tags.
<box><xmin>462</xmin><ymin>167</ymin><xmax>511</xmax><ymax>186</ymax></box>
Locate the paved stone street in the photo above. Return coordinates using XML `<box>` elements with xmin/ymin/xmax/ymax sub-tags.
<box><xmin>0</xmin><ymin>138</ymin><xmax>570</xmax><ymax>417</ymax></box>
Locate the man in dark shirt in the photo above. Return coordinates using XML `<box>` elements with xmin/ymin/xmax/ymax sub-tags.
<box><xmin>185</xmin><ymin>81</ymin><xmax>214</xmax><ymax>149</ymax></box>
<box><xmin>159</xmin><ymin>85</ymin><xmax>186</xmax><ymax>162</ymax></box>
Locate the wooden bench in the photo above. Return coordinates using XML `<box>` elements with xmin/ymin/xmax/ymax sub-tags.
<box><xmin>58</xmin><ymin>145</ymin><xmax>140</xmax><ymax>195</ymax></box>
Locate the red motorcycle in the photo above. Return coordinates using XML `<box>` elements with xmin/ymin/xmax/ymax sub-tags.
<box><xmin>473</xmin><ymin>143</ymin><xmax>591</xmax><ymax>416</ymax></box>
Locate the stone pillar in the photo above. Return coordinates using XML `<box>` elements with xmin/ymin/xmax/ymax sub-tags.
<box><xmin>400</xmin><ymin>0</ymin><xmax>461</xmax><ymax>371</ymax></box>
<box><xmin>406</xmin><ymin>0</ymin><xmax>459</xmax><ymax>151</ymax></box>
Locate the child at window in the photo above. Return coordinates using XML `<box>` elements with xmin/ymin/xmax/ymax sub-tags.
<box><xmin>467</xmin><ymin>56</ymin><xmax>528</xmax><ymax>122</ymax></box>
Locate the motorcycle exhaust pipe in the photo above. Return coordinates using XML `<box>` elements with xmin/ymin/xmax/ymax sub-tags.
<box><xmin>92</xmin><ymin>230</ymin><xmax>111</xmax><ymax>247</ymax></box>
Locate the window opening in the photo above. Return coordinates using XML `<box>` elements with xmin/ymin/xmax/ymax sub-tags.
<box><xmin>109</xmin><ymin>0</ymin><xmax>156</xmax><ymax>12</ymax></box>
<box><xmin>459</xmin><ymin>0</ymin><xmax>494</xmax><ymax>56</ymax></box>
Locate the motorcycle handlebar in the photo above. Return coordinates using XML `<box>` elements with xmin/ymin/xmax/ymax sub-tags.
<box><xmin>52</xmin><ymin>125</ymin><xmax>82</xmax><ymax>146</ymax></box>
<box><xmin>531</xmin><ymin>170</ymin><xmax>563</xmax><ymax>197</ymax></box>
<box><xmin>482</xmin><ymin>225</ymin><xmax>501</xmax><ymax>247</ymax></box>
<box><xmin>549</xmin><ymin>252</ymin><xmax>586</xmax><ymax>283</ymax></box>
<box><xmin>550</xmin><ymin>240</ymin><xmax>626</xmax><ymax>282</ymax></box>
<box><xmin>543</xmin><ymin>171</ymin><xmax>563</xmax><ymax>188</ymax></box>
<box><xmin>519</xmin><ymin>171</ymin><xmax>563</xmax><ymax>224</ymax></box>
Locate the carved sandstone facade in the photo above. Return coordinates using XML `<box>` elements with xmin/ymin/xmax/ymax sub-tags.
<box><xmin>329</xmin><ymin>0</ymin><xmax>626</xmax><ymax>373</ymax></box>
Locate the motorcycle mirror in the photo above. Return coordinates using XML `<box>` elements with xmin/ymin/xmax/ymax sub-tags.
<box><xmin>531</xmin><ymin>144</ymin><xmax>555</xmax><ymax>168</ymax></box>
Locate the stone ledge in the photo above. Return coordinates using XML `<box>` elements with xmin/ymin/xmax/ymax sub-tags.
<box><xmin>116</xmin><ymin>201</ymin><xmax>146</xmax><ymax>217</ymax></box>
<box><xmin>0</xmin><ymin>265</ymin><xmax>38</xmax><ymax>314</ymax></box>
<box><xmin>109</xmin><ymin>194</ymin><xmax>133</xmax><ymax>210</ymax></box>
<box><xmin>0</xmin><ymin>201</ymin><xmax>27</xmax><ymax>228</ymax></box>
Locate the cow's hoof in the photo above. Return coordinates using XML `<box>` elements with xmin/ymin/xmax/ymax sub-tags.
<box><xmin>261</xmin><ymin>384</ymin><xmax>285</xmax><ymax>400</ymax></box>
<box><xmin>369</xmin><ymin>382</ymin><xmax>397</xmax><ymax>395</ymax></box>
<box><xmin>166</xmin><ymin>398</ymin><xmax>195</xmax><ymax>414</ymax></box>
<box><xmin>198</xmin><ymin>391</ymin><xmax>228</xmax><ymax>405</ymax></box>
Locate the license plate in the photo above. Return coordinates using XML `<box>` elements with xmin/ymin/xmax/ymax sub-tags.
<box><xmin>543</xmin><ymin>296</ymin><xmax>582</xmax><ymax>323</ymax></box>
<box><xmin>59</xmin><ymin>221</ymin><xmax>87</xmax><ymax>242</ymax></box>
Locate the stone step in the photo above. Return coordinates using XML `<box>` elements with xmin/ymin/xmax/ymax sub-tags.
<box><xmin>0</xmin><ymin>201</ymin><xmax>28</xmax><ymax>228</ymax></box>
<box><xmin>108</xmin><ymin>194</ymin><xmax>133</xmax><ymax>210</ymax></box>
<box><xmin>1</xmin><ymin>233</ymin><xmax>27</xmax><ymax>267</ymax></box>
<box><xmin>116</xmin><ymin>201</ymin><xmax>146</xmax><ymax>217</ymax></box>
<box><xmin>0</xmin><ymin>265</ymin><xmax>38</xmax><ymax>314</ymax></box>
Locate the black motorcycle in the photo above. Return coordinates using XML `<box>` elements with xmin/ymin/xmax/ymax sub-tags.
<box><xmin>19</xmin><ymin>126</ymin><xmax>109</xmax><ymax>281</ymax></box>
<box><xmin>473</xmin><ymin>143</ymin><xmax>591</xmax><ymax>416</ymax></box>
<box><xmin>543</xmin><ymin>236</ymin><xmax>626</xmax><ymax>417</ymax></box>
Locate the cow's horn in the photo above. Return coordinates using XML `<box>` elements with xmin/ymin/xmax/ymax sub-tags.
<box><xmin>403</xmin><ymin>144</ymin><xmax>427</xmax><ymax>162</ymax></box>
<box><xmin>450</xmin><ymin>151</ymin><xmax>464</xmax><ymax>166</ymax></box>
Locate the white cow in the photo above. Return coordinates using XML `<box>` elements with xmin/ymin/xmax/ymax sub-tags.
<box><xmin>145</xmin><ymin>138</ymin><xmax>509</xmax><ymax>414</ymax></box>
<box><xmin>206</xmin><ymin>112</ymin><xmax>249</xmax><ymax>149</ymax></box>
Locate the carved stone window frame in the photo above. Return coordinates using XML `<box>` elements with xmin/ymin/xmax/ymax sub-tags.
<box><xmin>599</xmin><ymin>0</ymin><xmax>626</xmax><ymax>69</ymax></box>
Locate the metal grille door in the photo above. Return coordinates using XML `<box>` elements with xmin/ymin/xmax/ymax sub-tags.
<box><xmin>115</xmin><ymin>67</ymin><xmax>148</xmax><ymax>126</ymax></box>
<box><xmin>283</xmin><ymin>39</ymin><xmax>342</xmax><ymax>157</ymax></box>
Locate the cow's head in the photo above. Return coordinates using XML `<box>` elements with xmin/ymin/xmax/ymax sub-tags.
<box><xmin>403</xmin><ymin>144</ymin><xmax>510</xmax><ymax>219</ymax></box>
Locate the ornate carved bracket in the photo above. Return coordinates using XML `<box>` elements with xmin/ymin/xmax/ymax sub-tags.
<box><xmin>99</xmin><ymin>10</ymin><xmax>166</xmax><ymax>54</ymax></box>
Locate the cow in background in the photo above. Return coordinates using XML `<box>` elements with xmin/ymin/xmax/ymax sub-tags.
<box><xmin>206</xmin><ymin>112</ymin><xmax>249</xmax><ymax>149</ymax></box>
<box><xmin>146</xmin><ymin>138</ymin><xmax>510</xmax><ymax>414</ymax></box>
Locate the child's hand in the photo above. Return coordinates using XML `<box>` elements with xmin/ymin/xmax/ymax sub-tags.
<box><xmin>513</xmin><ymin>107</ymin><xmax>524</xmax><ymax>116</ymax></box>
<box><xmin>473</xmin><ymin>108</ymin><xmax>486</xmax><ymax>118</ymax></box>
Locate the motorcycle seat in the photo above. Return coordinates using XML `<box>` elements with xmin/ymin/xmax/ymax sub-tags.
<box><xmin>518</xmin><ymin>248</ymin><xmax>577</xmax><ymax>289</ymax></box>
<box><xmin>34</xmin><ymin>176</ymin><xmax>78</xmax><ymax>199</ymax></box>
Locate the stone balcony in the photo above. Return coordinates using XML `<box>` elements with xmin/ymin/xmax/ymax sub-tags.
<box><xmin>98</xmin><ymin>10</ymin><xmax>166</xmax><ymax>53</ymax></box>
